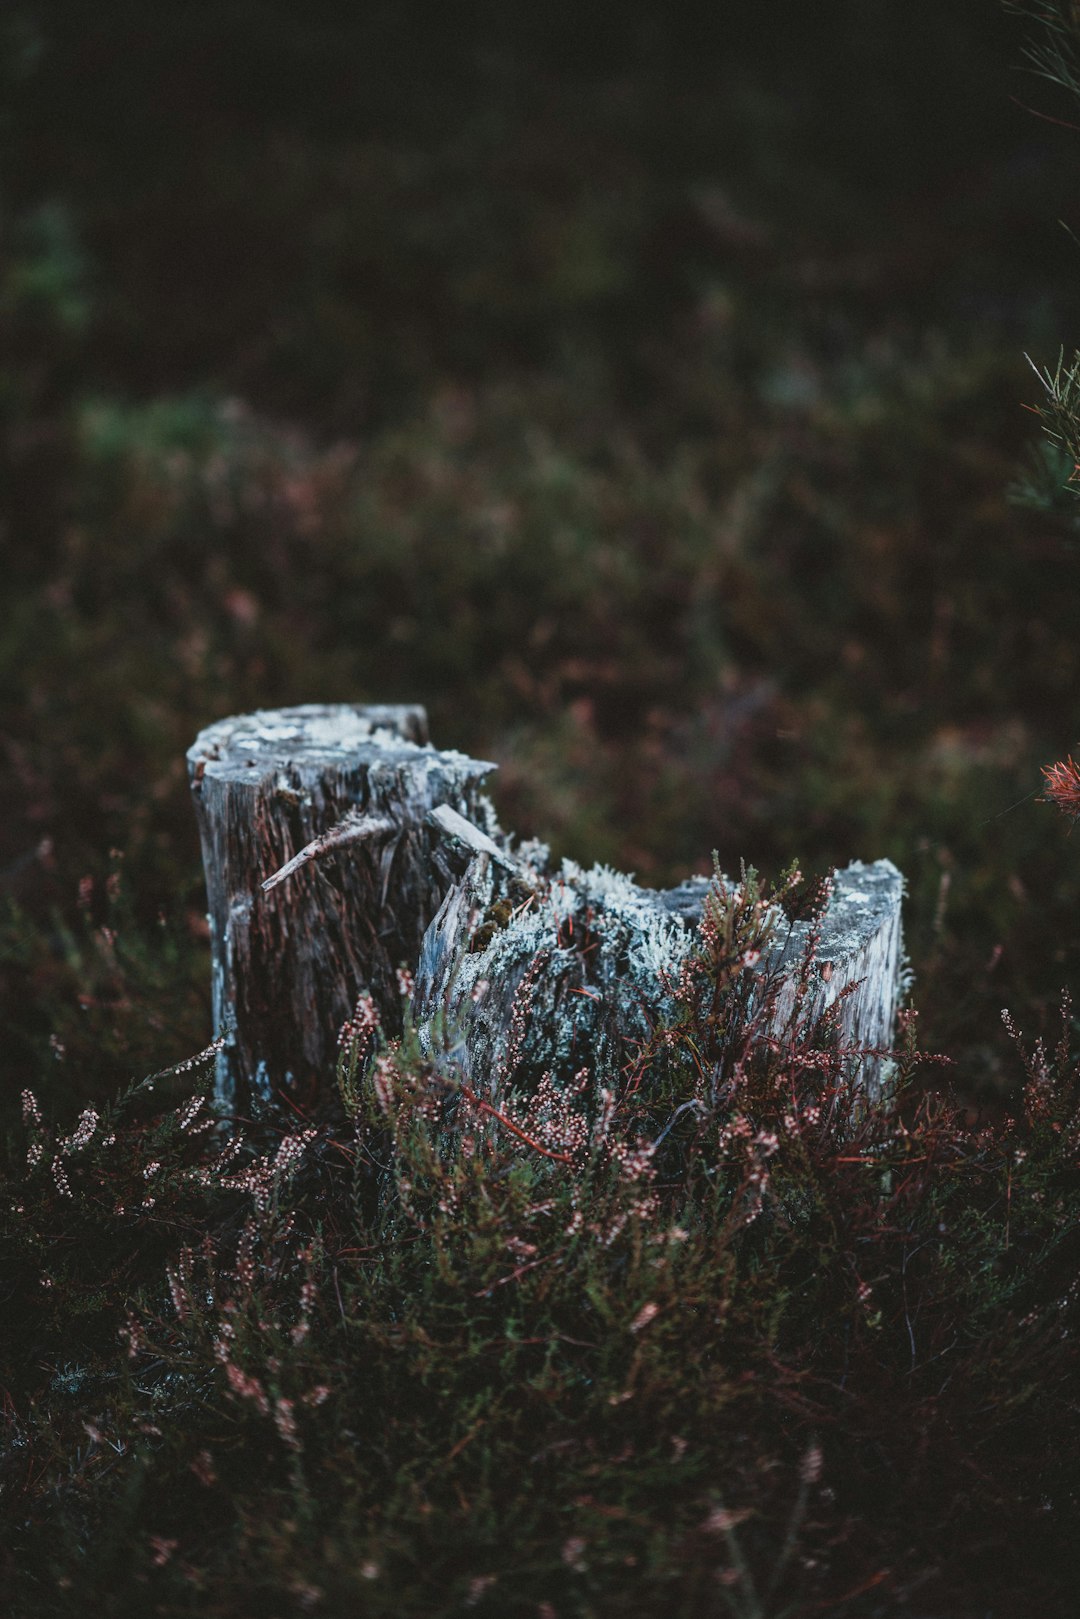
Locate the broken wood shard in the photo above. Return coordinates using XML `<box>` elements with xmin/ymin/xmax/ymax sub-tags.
<box><xmin>427</xmin><ymin>803</ymin><xmax>517</xmax><ymax>871</ymax></box>
<box><xmin>188</xmin><ymin>706</ymin><xmax>906</xmax><ymax>1118</ymax></box>
<box><xmin>261</xmin><ymin>802</ymin><xmax>512</xmax><ymax>896</ymax></box>
<box><xmin>260</xmin><ymin>809</ymin><xmax>397</xmax><ymax>893</ymax></box>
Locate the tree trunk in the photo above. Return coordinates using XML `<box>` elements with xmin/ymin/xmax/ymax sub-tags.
<box><xmin>187</xmin><ymin>704</ymin><xmax>496</xmax><ymax>1115</ymax></box>
<box><xmin>189</xmin><ymin>706</ymin><xmax>906</xmax><ymax>1117</ymax></box>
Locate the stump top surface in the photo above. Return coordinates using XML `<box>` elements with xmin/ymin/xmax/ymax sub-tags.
<box><xmin>187</xmin><ymin>703</ymin><xmax>440</xmax><ymax>779</ymax></box>
<box><xmin>772</xmin><ymin>858</ymin><xmax>904</xmax><ymax>971</ymax></box>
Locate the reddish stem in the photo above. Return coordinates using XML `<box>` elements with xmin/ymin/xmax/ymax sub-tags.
<box><xmin>459</xmin><ymin>1083</ymin><xmax>573</xmax><ymax>1164</ymax></box>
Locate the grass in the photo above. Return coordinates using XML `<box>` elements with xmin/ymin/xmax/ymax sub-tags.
<box><xmin>4</xmin><ymin>0</ymin><xmax>1080</xmax><ymax>1611</ymax></box>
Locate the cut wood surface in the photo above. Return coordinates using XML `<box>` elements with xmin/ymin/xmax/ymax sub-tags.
<box><xmin>189</xmin><ymin>706</ymin><xmax>906</xmax><ymax>1115</ymax></box>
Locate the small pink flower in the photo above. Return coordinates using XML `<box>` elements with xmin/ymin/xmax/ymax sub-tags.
<box><xmin>561</xmin><ymin>1536</ymin><xmax>587</xmax><ymax>1572</ymax></box>
<box><xmin>630</xmin><ymin>1301</ymin><xmax>660</xmax><ymax>1333</ymax></box>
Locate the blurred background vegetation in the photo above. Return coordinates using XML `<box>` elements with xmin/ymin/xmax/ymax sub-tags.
<box><xmin>3</xmin><ymin>0</ymin><xmax>1080</xmax><ymax>1117</ymax></box>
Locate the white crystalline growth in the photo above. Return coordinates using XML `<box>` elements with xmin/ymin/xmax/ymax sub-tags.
<box><xmin>413</xmin><ymin>852</ymin><xmax>905</xmax><ymax>1105</ymax></box>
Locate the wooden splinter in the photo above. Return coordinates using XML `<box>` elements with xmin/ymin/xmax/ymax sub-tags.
<box><xmin>260</xmin><ymin>809</ymin><xmax>397</xmax><ymax>894</ymax></box>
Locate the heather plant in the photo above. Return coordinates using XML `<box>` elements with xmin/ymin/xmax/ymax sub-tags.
<box><xmin>4</xmin><ymin>861</ymin><xmax>1080</xmax><ymax>1615</ymax></box>
<box><xmin>6</xmin><ymin>2</ymin><xmax>1080</xmax><ymax>1612</ymax></box>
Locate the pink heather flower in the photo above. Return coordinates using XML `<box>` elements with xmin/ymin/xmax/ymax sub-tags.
<box><xmin>703</xmin><ymin>1505</ymin><xmax>751</xmax><ymax>1534</ymax></box>
<box><xmin>291</xmin><ymin>1279</ymin><xmax>318</xmax><ymax>1344</ymax></box>
<box><xmin>166</xmin><ymin>1249</ymin><xmax>193</xmax><ymax>1321</ymax></box>
<box><xmin>373</xmin><ymin>1055</ymin><xmax>398</xmax><ymax>1116</ymax></box>
<box><xmin>465</xmin><ymin>1575</ymin><xmax>497</xmax><ymax>1606</ymax></box>
<box><xmin>561</xmin><ymin>1536</ymin><xmax>587</xmax><ymax>1572</ymax></box>
<box><xmin>630</xmin><ymin>1301</ymin><xmax>660</xmax><ymax>1333</ymax></box>
<box><xmin>159</xmin><ymin>1033</ymin><xmax>227</xmax><ymax>1078</ymax></box>
<box><xmin>120</xmin><ymin>1315</ymin><xmax>147</xmax><ymax>1358</ymax></box>
<box><xmin>224</xmin><ymin>1362</ymin><xmax>270</xmax><ymax>1415</ymax></box>
<box><xmin>177</xmin><ymin>1095</ymin><xmax>205</xmax><ymax>1132</ymax></box>
<box><xmin>274</xmin><ymin>1396</ymin><xmax>301</xmax><ymax>1451</ymax></box>
<box><xmin>338</xmin><ymin>991</ymin><xmax>380</xmax><ymax>1050</ymax></box>
<box><xmin>62</xmin><ymin>1108</ymin><xmax>99</xmax><ymax>1154</ymax></box>
<box><xmin>272</xmin><ymin>1128</ymin><xmax>317</xmax><ymax>1177</ymax></box>
<box><xmin>288</xmin><ymin>1581</ymin><xmax>323</xmax><ymax>1612</ymax></box>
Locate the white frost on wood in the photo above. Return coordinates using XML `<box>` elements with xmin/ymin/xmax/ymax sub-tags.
<box><xmin>191</xmin><ymin>703</ymin><xmax>430</xmax><ymax>765</ymax></box>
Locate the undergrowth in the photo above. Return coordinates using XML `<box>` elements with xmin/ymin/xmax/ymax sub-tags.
<box><xmin>5</xmin><ymin>2</ymin><xmax>1080</xmax><ymax>1612</ymax></box>
<box><xmin>3</xmin><ymin>867</ymin><xmax>1079</xmax><ymax>1617</ymax></box>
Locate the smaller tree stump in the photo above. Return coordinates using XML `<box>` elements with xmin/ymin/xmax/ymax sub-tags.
<box><xmin>187</xmin><ymin>704</ymin><xmax>496</xmax><ymax>1113</ymax></box>
<box><xmin>413</xmin><ymin>848</ymin><xmax>905</xmax><ymax>1104</ymax></box>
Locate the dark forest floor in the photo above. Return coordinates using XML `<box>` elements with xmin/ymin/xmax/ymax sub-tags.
<box><xmin>4</xmin><ymin>3</ymin><xmax>1080</xmax><ymax>1613</ymax></box>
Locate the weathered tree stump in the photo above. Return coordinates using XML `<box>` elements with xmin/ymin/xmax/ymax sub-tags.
<box><xmin>187</xmin><ymin>704</ymin><xmax>496</xmax><ymax>1113</ymax></box>
<box><xmin>189</xmin><ymin>706</ymin><xmax>906</xmax><ymax>1116</ymax></box>
<box><xmin>413</xmin><ymin>845</ymin><xmax>904</xmax><ymax>1105</ymax></box>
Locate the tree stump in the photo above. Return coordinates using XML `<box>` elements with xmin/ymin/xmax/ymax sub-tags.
<box><xmin>187</xmin><ymin>704</ymin><xmax>496</xmax><ymax>1113</ymax></box>
<box><xmin>413</xmin><ymin>847</ymin><xmax>905</xmax><ymax>1105</ymax></box>
<box><xmin>189</xmin><ymin>706</ymin><xmax>906</xmax><ymax>1117</ymax></box>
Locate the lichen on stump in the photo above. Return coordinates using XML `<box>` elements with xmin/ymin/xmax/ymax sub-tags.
<box><xmin>413</xmin><ymin>845</ymin><xmax>905</xmax><ymax>1106</ymax></box>
<box><xmin>187</xmin><ymin>704</ymin><xmax>496</xmax><ymax>1113</ymax></box>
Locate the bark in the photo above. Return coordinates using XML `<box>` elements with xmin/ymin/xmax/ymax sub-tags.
<box><xmin>187</xmin><ymin>704</ymin><xmax>496</xmax><ymax>1113</ymax></box>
